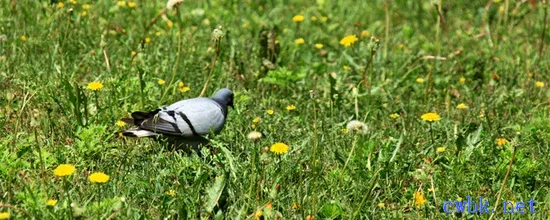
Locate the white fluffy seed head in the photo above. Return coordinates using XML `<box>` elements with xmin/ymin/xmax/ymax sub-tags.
<box><xmin>346</xmin><ymin>120</ymin><xmax>368</xmax><ymax>134</ymax></box>
<box><xmin>166</xmin><ymin>0</ymin><xmax>183</xmax><ymax>10</ymax></box>
<box><xmin>247</xmin><ymin>131</ymin><xmax>262</xmax><ymax>141</ymax></box>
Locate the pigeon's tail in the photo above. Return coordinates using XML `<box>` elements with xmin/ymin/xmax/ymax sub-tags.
<box><xmin>121</xmin><ymin>109</ymin><xmax>161</xmax><ymax>126</ymax></box>
<box><xmin>122</xmin><ymin>128</ymin><xmax>159</xmax><ymax>137</ymax></box>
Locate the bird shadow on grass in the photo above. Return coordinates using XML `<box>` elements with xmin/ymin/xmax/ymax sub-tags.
<box><xmin>151</xmin><ymin>135</ymin><xmax>221</xmax><ymax>157</ymax></box>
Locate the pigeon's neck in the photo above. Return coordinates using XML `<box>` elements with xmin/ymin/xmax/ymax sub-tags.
<box><xmin>212</xmin><ymin>97</ymin><xmax>228</xmax><ymax>117</ymax></box>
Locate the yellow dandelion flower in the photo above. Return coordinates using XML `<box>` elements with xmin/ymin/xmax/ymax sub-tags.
<box><xmin>389</xmin><ymin>113</ymin><xmax>400</xmax><ymax>119</ymax></box>
<box><xmin>456</xmin><ymin>103</ymin><xmax>468</xmax><ymax>109</ymax></box>
<box><xmin>292</xmin><ymin>15</ymin><xmax>305</xmax><ymax>23</ymax></box>
<box><xmin>88</xmin><ymin>172</ymin><xmax>110</xmax><ymax>183</ymax></box>
<box><xmin>343</xmin><ymin>65</ymin><xmax>350</xmax><ymax>70</ymax></box>
<box><xmin>315</xmin><ymin>43</ymin><xmax>323</xmax><ymax>49</ymax></box>
<box><xmin>253</xmin><ymin>117</ymin><xmax>260</xmax><ymax>123</ymax></box>
<box><xmin>166</xmin><ymin>189</ymin><xmax>176</xmax><ymax>196</ymax></box>
<box><xmin>535</xmin><ymin>81</ymin><xmax>544</xmax><ymax>88</ymax></box>
<box><xmin>58</xmin><ymin>2</ymin><xmax>64</xmax><ymax>8</ymax></box>
<box><xmin>457</xmin><ymin>197</ymin><xmax>463</xmax><ymax>201</ymax></box>
<box><xmin>0</xmin><ymin>212</ymin><xmax>9</xmax><ymax>220</ymax></box>
<box><xmin>53</xmin><ymin>164</ymin><xmax>76</xmax><ymax>177</ymax></box>
<box><xmin>321</xmin><ymin>16</ymin><xmax>328</xmax><ymax>22</ymax></box>
<box><xmin>179</xmin><ymin>86</ymin><xmax>190</xmax><ymax>93</ymax></box>
<box><xmin>46</xmin><ymin>199</ymin><xmax>57</xmax><ymax>206</ymax></box>
<box><xmin>506</xmin><ymin>201</ymin><xmax>516</xmax><ymax>209</ymax></box>
<box><xmin>377</xmin><ymin>202</ymin><xmax>385</xmax><ymax>208</ymax></box>
<box><xmin>306</xmin><ymin>215</ymin><xmax>315</xmax><ymax>220</ymax></box>
<box><xmin>496</xmin><ymin>138</ymin><xmax>508</xmax><ymax>147</ymax></box>
<box><xmin>421</xmin><ymin>112</ymin><xmax>441</xmax><ymax>122</ymax></box>
<box><xmin>493</xmin><ymin>0</ymin><xmax>501</xmax><ymax>3</ymax></box>
<box><xmin>131</xmin><ymin>51</ymin><xmax>137</xmax><ymax>56</ymax></box>
<box><xmin>178</xmin><ymin>82</ymin><xmax>184</xmax><ymax>87</ymax></box>
<box><xmin>436</xmin><ymin>147</ymin><xmax>446</xmax><ymax>153</ymax></box>
<box><xmin>156</xmin><ymin>31</ymin><xmax>162</xmax><ymax>36</ymax></box>
<box><xmin>82</xmin><ymin>4</ymin><xmax>91</xmax><ymax>10</ymax></box>
<box><xmin>158</xmin><ymin>79</ymin><xmax>166</xmax><ymax>85</ymax></box>
<box><xmin>361</xmin><ymin>30</ymin><xmax>370</xmax><ymax>38</ymax></box>
<box><xmin>20</xmin><ymin>35</ymin><xmax>27</xmax><ymax>41</ymax></box>
<box><xmin>291</xmin><ymin>202</ymin><xmax>299</xmax><ymax>210</ymax></box>
<box><xmin>416</xmin><ymin>77</ymin><xmax>424</xmax><ymax>83</ymax></box>
<box><xmin>459</xmin><ymin>77</ymin><xmax>466</xmax><ymax>83</ymax></box>
<box><xmin>87</xmin><ymin>81</ymin><xmax>103</xmax><ymax>91</ymax></box>
<box><xmin>339</xmin><ymin>35</ymin><xmax>358</xmax><ymax>47</ymax></box>
<box><xmin>254</xmin><ymin>210</ymin><xmax>263</xmax><ymax>220</ymax></box>
<box><xmin>414</xmin><ymin>191</ymin><xmax>426</xmax><ymax>207</ymax></box>
<box><xmin>295</xmin><ymin>38</ymin><xmax>305</xmax><ymax>45</ymax></box>
<box><xmin>116</xmin><ymin>120</ymin><xmax>126</xmax><ymax>127</ymax></box>
<box><xmin>70</xmin><ymin>0</ymin><xmax>76</xmax><ymax>4</ymax></box>
<box><xmin>311</xmin><ymin>16</ymin><xmax>317</xmax><ymax>21</ymax></box>
<box><xmin>267</xmin><ymin>109</ymin><xmax>274</xmax><ymax>115</ymax></box>
<box><xmin>270</xmin><ymin>142</ymin><xmax>289</xmax><ymax>155</ymax></box>
<box><xmin>117</xmin><ymin>1</ymin><xmax>126</xmax><ymax>7</ymax></box>
<box><xmin>167</xmin><ymin>21</ymin><xmax>174</xmax><ymax>28</ymax></box>
<box><xmin>498</xmin><ymin>6</ymin><xmax>504</xmax><ymax>13</ymax></box>
<box><xmin>128</xmin><ymin>1</ymin><xmax>136</xmax><ymax>8</ymax></box>
<box><xmin>250</xmin><ymin>124</ymin><xmax>256</xmax><ymax>129</ymax></box>
<box><xmin>79</xmin><ymin>11</ymin><xmax>87</xmax><ymax>16</ymax></box>
<box><xmin>145</xmin><ymin>37</ymin><xmax>151</xmax><ymax>43</ymax></box>
<box><xmin>286</xmin><ymin>104</ymin><xmax>296</xmax><ymax>111</ymax></box>
<box><xmin>342</xmin><ymin>128</ymin><xmax>349</xmax><ymax>134</ymax></box>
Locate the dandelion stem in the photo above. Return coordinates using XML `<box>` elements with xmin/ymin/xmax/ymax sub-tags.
<box><xmin>200</xmin><ymin>40</ymin><xmax>221</xmax><ymax>97</ymax></box>
<box><xmin>161</xmin><ymin>11</ymin><xmax>183</xmax><ymax>102</ymax></box>
<box><xmin>247</xmin><ymin>142</ymin><xmax>257</xmax><ymax>211</ymax></box>
<box><xmin>538</xmin><ymin>0</ymin><xmax>549</xmax><ymax>71</ymax></box>
<box><xmin>94</xmin><ymin>91</ymin><xmax>99</xmax><ymax>121</ymax></box>
<box><xmin>489</xmin><ymin>143</ymin><xmax>516</xmax><ymax>220</ymax></box>
<box><xmin>64</xmin><ymin>179</ymin><xmax>73</xmax><ymax>220</ymax></box>
<box><xmin>429</xmin><ymin>122</ymin><xmax>434</xmax><ymax>146</ymax></box>
<box><xmin>429</xmin><ymin>173</ymin><xmax>438</xmax><ymax>210</ymax></box>
<box><xmin>97</xmin><ymin>185</ymin><xmax>101</xmax><ymax>219</ymax></box>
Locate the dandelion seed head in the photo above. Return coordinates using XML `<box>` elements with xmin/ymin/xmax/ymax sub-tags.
<box><xmin>166</xmin><ymin>0</ymin><xmax>183</xmax><ymax>10</ymax></box>
<box><xmin>247</xmin><ymin>131</ymin><xmax>262</xmax><ymax>141</ymax></box>
<box><xmin>346</xmin><ymin>120</ymin><xmax>368</xmax><ymax>134</ymax></box>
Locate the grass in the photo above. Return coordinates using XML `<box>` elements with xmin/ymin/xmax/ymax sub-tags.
<box><xmin>1</xmin><ymin>0</ymin><xmax>550</xmax><ymax>219</ymax></box>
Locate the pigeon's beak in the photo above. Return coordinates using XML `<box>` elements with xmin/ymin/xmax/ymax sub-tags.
<box><xmin>228</xmin><ymin>100</ymin><xmax>234</xmax><ymax>109</ymax></box>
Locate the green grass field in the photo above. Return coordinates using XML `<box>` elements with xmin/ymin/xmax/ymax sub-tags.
<box><xmin>1</xmin><ymin>0</ymin><xmax>550</xmax><ymax>219</ymax></box>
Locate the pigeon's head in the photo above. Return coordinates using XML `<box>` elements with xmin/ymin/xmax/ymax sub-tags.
<box><xmin>212</xmin><ymin>88</ymin><xmax>234</xmax><ymax>108</ymax></box>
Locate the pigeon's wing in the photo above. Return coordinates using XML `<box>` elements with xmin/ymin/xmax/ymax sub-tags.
<box><xmin>139</xmin><ymin>98</ymin><xmax>226</xmax><ymax>137</ymax></box>
<box><xmin>170</xmin><ymin>98</ymin><xmax>226</xmax><ymax>135</ymax></box>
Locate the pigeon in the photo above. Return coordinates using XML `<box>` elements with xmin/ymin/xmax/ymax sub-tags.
<box><xmin>121</xmin><ymin>88</ymin><xmax>234</xmax><ymax>148</ymax></box>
